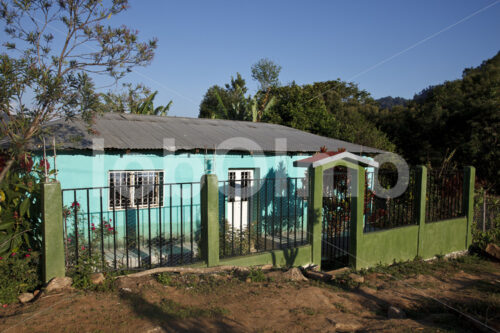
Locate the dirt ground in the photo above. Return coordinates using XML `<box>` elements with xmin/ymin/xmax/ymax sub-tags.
<box><xmin>0</xmin><ymin>255</ymin><xmax>498</xmax><ymax>333</ymax></box>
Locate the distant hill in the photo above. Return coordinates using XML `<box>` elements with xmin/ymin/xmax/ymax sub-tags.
<box><xmin>376</xmin><ymin>96</ymin><xmax>409</xmax><ymax>110</ymax></box>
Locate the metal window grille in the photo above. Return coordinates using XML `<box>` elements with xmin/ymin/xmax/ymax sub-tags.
<box><xmin>109</xmin><ymin>170</ymin><xmax>164</xmax><ymax>210</ymax></box>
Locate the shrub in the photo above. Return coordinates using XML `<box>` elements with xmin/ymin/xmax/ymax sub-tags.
<box><xmin>0</xmin><ymin>154</ymin><xmax>52</xmax><ymax>256</ymax></box>
<box><xmin>67</xmin><ymin>251</ymin><xmax>102</xmax><ymax>290</ymax></box>
<box><xmin>247</xmin><ymin>267</ymin><xmax>266</xmax><ymax>282</ymax></box>
<box><xmin>0</xmin><ymin>250</ymin><xmax>41</xmax><ymax>304</ymax></box>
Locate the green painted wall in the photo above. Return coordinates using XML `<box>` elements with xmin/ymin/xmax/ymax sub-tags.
<box><xmin>420</xmin><ymin>218</ymin><xmax>468</xmax><ymax>258</ymax></box>
<box><xmin>351</xmin><ymin>166</ymin><xmax>475</xmax><ymax>270</ymax></box>
<box><xmin>356</xmin><ymin>226</ymin><xmax>420</xmax><ymax>269</ymax></box>
<box><xmin>219</xmin><ymin>245</ymin><xmax>312</xmax><ymax>267</ymax></box>
<box><xmin>200</xmin><ymin>174</ymin><xmax>219</xmax><ymax>267</ymax></box>
<box><xmin>42</xmin><ymin>182</ymin><xmax>66</xmax><ymax>282</ymax></box>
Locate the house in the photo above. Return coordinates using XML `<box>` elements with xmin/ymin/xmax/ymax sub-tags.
<box><xmin>32</xmin><ymin>113</ymin><xmax>383</xmax><ymax>268</ymax></box>
<box><xmin>37</xmin><ymin>113</ymin><xmax>382</xmax><ymax>188</ymax></box>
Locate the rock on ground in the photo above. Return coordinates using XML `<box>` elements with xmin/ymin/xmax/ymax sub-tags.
<box><xmin>90</xmin><ymin>273</ymin><xmax>105</xmax><ymax>285</ymax></box>
<box><xmin>18</xmin><ymin>293</ymin><xmax>34</xmax><ymax>303</ymax></box>
<box><xmin>485</xmin><ymin>243</ymin><xmax>500</xmax><ymax>260</ymax></box>
<box><xmin>334</xmin><ymin>321</ymin><xmax>363</xmax><ymax>332</ymax></box>
<box><xmin>45</xmin><ymin>277</ymin><xmax>73</xmax><ymax>292</ymax></box>
<box><xmin>348</xmin><ymin>273</ymin><xmax>365</xmax><ymax>284</ymax></box>
<box><xmin>283</xmin><ymin>267</ymin><xmax>308</xmax><ymax>281</ymax></box>
<box><xmin>387</xmin><ymin>305</ymin><xmax>406</xmax><ymax>319</ymax></box>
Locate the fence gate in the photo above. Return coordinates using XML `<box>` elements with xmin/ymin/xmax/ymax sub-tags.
<box><xmin>322</xmin><ymin>166</ymin><xmax>351</xmax><ymax>269</ymax></box>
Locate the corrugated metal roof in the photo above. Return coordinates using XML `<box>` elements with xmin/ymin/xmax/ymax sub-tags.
<box><xmin>27</xmin><ymin>113</ymin><xmax>384</xmax><ymax>154</ymax></box>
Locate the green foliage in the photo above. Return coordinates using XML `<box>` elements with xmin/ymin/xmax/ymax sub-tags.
<box><xmin>67</xmin><ymin>251</ymin><xmax>117</xmax><ymax>292</ymax></box>
<box><xmin>67</xmin><ymin>252</ymin><xmax>102</xmax><ymax>290</ymax></box>
<box><xmin>0</xmin><ymin>0</ymin><xmax>157</xmax><ymax>178</ymax></box>
<box><xmin>472</xmin><ymin>228</ymin><xmax>500</xmax><ymax>253</ymax></box>
<box><xmin>0</xmin><ymin>250</ymin><xmax>41</xmax><ymax>304</ymax></box>
<box><xmin>102</xmin><ymin>85</ymin><xmax>172</xmax><ymax>116</ymax></box>
<box><xmin>156</xmin><ymin>272</ymin><xmax>173</xmax><ymax>286</ymax></box>
<box><xmin>263</xmin><ymin>80</ymin><xmax>395</xmax><ymax>151</ymax></box>
<box><xmin>370</xmin><ymin>51</ymin><xmax>500</xmax><ymax>192</ymax></box>
<box><xmin>247</xmin><ymin>268</ymin><xmax>266</xmax><ymax>282</ymax></box>
<box><xmin>199</xmin><ymin>73</ymin><xmax>253</xmax><ymax>120</ymax></box>
<box><xmin>219</xmin><ymin>219</ymin><xmax>259</xmax><ymax>257</ymax></box>
<box><xmin>251</xmin><ymin>58</ymin><xmax>281</xmax><ymax>91</ymax></box>
<box><xmin>199</xmin><ymin>69</ymin><xmax>395</xmax><ymax>151</ymax></box>
<box><xmin>0</xmin><ymin>155</ymin><xmax>51</xmax><ymax>256</ymax></box>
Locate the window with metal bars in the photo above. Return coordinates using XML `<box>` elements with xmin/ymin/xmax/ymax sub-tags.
<box><xmin>109</xmin><ymin>170</ymin><xmax>164</xmax><ymax>209</ymax></box>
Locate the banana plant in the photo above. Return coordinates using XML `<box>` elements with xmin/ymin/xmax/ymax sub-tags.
<box><xmin>133</xmin><ymin>91</ymin><xmax>173</xmax><ymax>116</ymax></box>
<box><xmin>250</xmin><ymin>95</ymin><xmax>276</xmax><ymax>122</ymax></box>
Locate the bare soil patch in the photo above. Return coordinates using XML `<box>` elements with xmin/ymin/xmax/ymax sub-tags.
<box><xmin>0</xmin><ymin>256</ymin><xmax>498</xmax><ymax>332</ymax></box>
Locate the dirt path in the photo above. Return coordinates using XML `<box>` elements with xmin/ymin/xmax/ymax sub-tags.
<box><xmin>0</xmin><ymin>256</ymin><xmax>498</xmax><ymax>333</ymax></box>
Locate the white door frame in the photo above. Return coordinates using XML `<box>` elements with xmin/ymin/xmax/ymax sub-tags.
<box><xmin>227</xmin><ymin>169</ymin><xmax>254</xmax><ymax>230</ymax></box>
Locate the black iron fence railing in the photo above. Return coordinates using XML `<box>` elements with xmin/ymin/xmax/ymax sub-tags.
<box><xmin>426</xmin><ymin>170</ymin><xmax>464</xmax><ymax>223</ymax></box>
<box><xmin>322</xmin><ymin>167</ymin><xmax>351</xmax><ymax>267</ymax></box>
<box><xmin>218</xmin><ymin>177</ymin><xmax>309</xmax><ymax>258</ymax></box>
<box><xmin>364</xmin><ymin>168</ymin><xmax>418</xmax><ymax>232</ymax></box>
<box><xmin>62</xmin><ymin>182</ymin><xmax>201</xmax><ymax>271</ymax></box>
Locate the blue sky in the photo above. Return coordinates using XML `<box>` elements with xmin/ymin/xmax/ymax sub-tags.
<box><xmin>74</xmin><ymin>1</ymin><xmax>500</xmax><ymax>117</ymax></box>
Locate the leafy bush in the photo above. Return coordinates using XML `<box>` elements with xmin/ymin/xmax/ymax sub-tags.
<box><xmin>247</xmin><ymin>268</ymin><xmax>266</xmax><ymax>282</ymax></box>
<box><xmin>219</xmin><ymin>219</ymin><xmax>259</xmax><ymax>257</ymax></box>
<box><xmin>156</xmin><ymin>272</ymin><xmax>173</xmax><ymax>286</ymax></box>
<box><xmin>0</xmin><ymin>154</ymin><xmax>53</xmax><ymax>256</ymax></box>
<box><xmin>472</xmin><ymin>188</ymin><xmax>500</xmax><ymax>252</ymax></box>
<box><xmin>0</xmin><ymin>250</ymin><xmax>41</xmax><ymax>303</ymax></box>
<box><xmin>67</xmin><ymin>251</ymin><xmax>102</xmax><ymax>290</ymax></box>
<box><xmin>471</xmin><ymin>227</ymin><xmax>500</xmax><ymax>254</ymax></box>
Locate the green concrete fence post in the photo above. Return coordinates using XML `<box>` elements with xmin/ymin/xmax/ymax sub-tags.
<box><xmin>308</xmin><ymin>166</ymin><xmax>323</xmax><ymax>269</ymax></box>
<box><xmin>201</xmin><ymin>174</ymin><xmax>219</xmax><ymax>267</ymax></box>
<box><xmin>42</xmin><ymin>182</ymin><xmax>65</xmax><ymax>283</ymax></box>
<box><xmin>416</xmin><ymin>166</ymin><xmax>427</xmax><ymax>257</ymax></box>
<box><xmin>349</xmin><ymin>166</ymin><xmax>365</xmax><ymax>270</ymax></box>
<box><xmin>463</xmin><ymin>166</ymin><xmax>475</xmax><ymax>248</ymax></box>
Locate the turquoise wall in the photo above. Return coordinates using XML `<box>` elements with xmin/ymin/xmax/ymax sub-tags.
<box><xmin>49</xmin><ymin>150</ymin><xmax>309</xmax><ymax>190</ymax></box>
<box><xmin>42</xmin><ymin>150</ymin><xmax>311</xmax><ymax>266</ymax></box>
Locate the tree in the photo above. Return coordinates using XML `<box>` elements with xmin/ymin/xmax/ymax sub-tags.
<box><xmin>0</xmin><ymin>0</ymin><xmax>157</xmax><ymax>181</ymax></box>
<box><xmin>262</xmin><ymin>80</ymin><xmax>396</xmax><ymax>151</ymax></box>
<box><xmin>251</xmin><ymin>58</ymin><xmax>281</xmax><ymax>122</ymax></box>
<box><xmin>198</xmin><ymin>73</ymin><xmax>252</xmax><ymax>120</ymax></box>
<box><xmin>102</xmin><ymin>84</ymin><xmax>172</xmax><ymax>115</ymax></box>
<box><xmin>251</xmin><ymin>58</ymin><xmax>281</xmax><ymax>91</ymax></box>
<box><xmin>368</xmin><ymin>51</ymin><xmax>500</xmax><ymax>192</ymax></box>
<box><xmin>262</xmin><ymin>83</ymin><xmax>337</xmax><ymax>138</ymax></box>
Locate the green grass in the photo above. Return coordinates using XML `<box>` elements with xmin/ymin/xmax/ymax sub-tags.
<box><xmin>247</xmin><ymin>268</ymin><xmax>267</xmax><ymax>282</ymax></box>
<box><xmin>289</xmin><ymin>306</ymin><xmax>318</xmax><ymax>316</ymax></box>
<box><xmin>360</xmin><ymin>254</ymin><xmax>491</xmax><ymax>280</ymax></box>
<box><xmin>155</xmin><ymin>272</ymin><xmax>240</xmax><ymax>294</ymax></box>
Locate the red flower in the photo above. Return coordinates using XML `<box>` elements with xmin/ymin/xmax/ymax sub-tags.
<box><xmin>0</xmin><ymin>257</ymin><xmax>3</xmax><ymax>260</ymax></box>
<box><xmin>11</xmin><ymin>252</ymin><xmax>16</xmax><ymax>257</ymax></box>
<box><xmin>39</xmin><ymin>158</ymin><xmax>50</xmax><ymax>171</ymax></box>
<box><xmin>19</xmin><ymin>154</ymin><xmax>33</xmax><ymax>173</ymax></box>
<box><xmin>2</xmin><ymin>304</ymin><xmax>7</xmax><ymax>308</ymax></box>
<box><xmin>81</xmin><ymin>246</ymin><xmax>85</xmax><ymax>250</ymax></box>
<box><xmin>91</xmin><ymin>223</ymin><xmax>94</xmax><ymax>227</ymax></box>
<box><xmin>91</xmin><ymin>227</ymin><xmax>96</xmax><ymax>231</ymax></box>
<box><xmin>71</xmin><ymin>201</ymin><xmax>80</xmax><ymax>208</ymax></box>
<box><xmin>28</xmin><ymin>248</ymin><xmax>32</xmax><ymax>252</ymax></box>
<box><xmin>25</xmin><ymin>254</ymin><xmax>30</xmax><ymax>258</ymax></box>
